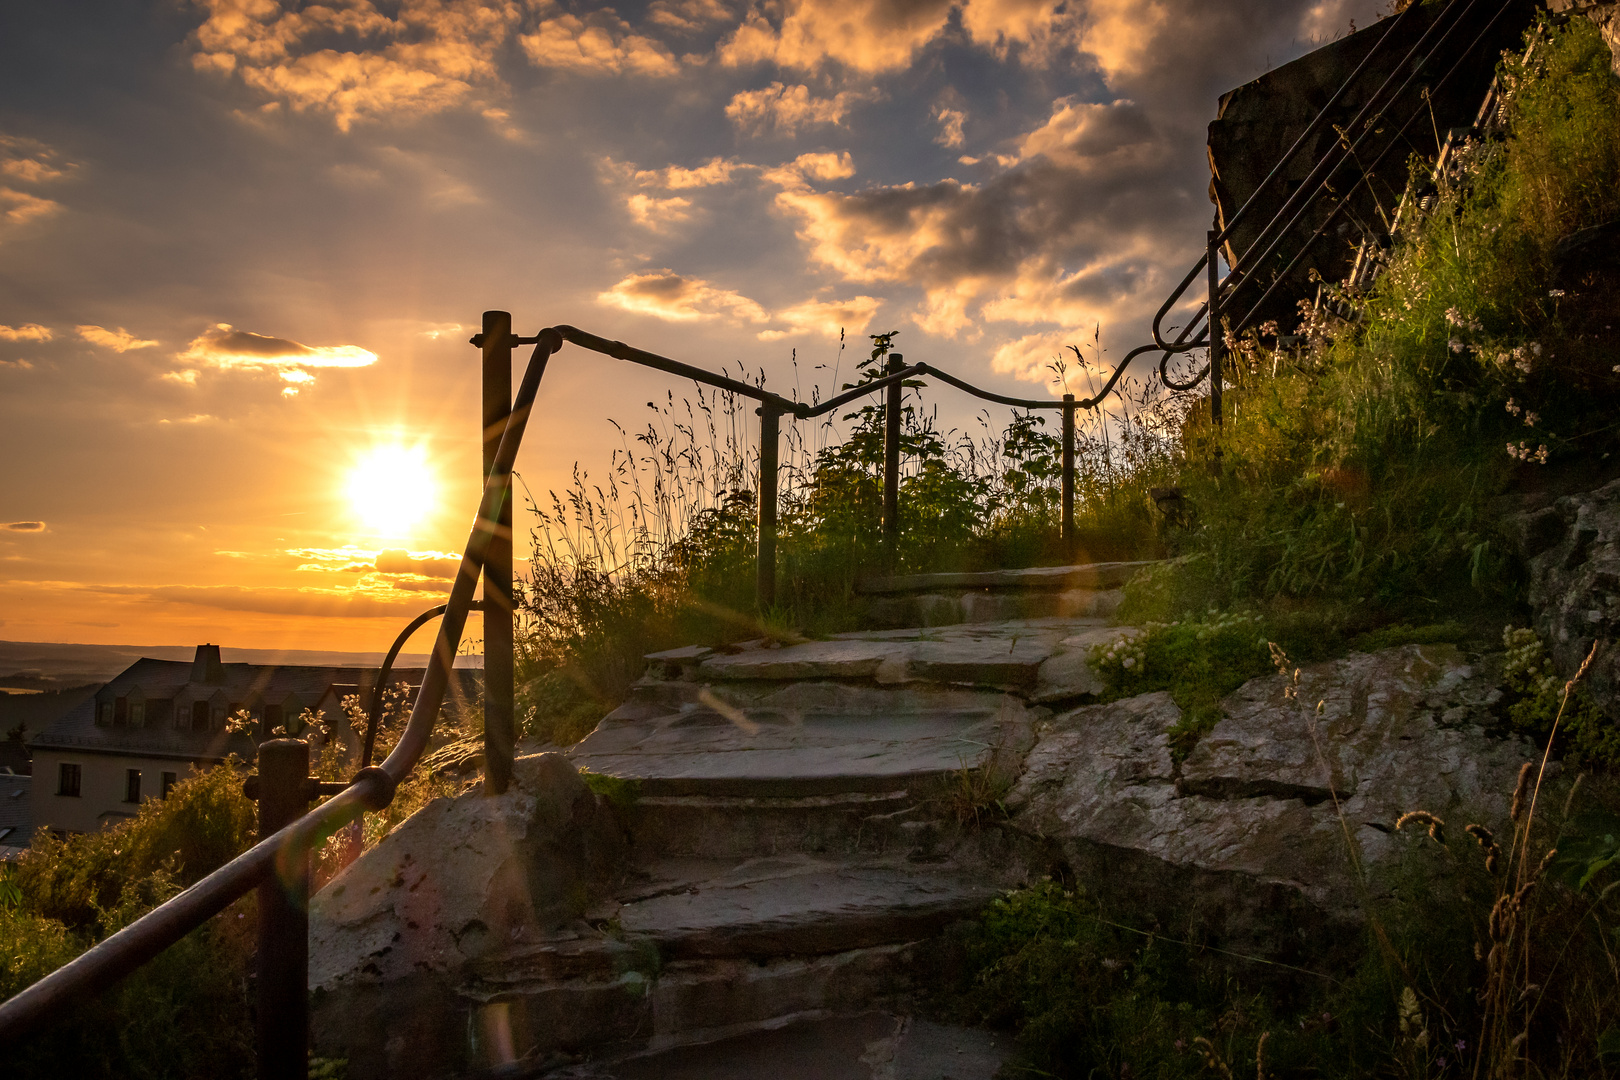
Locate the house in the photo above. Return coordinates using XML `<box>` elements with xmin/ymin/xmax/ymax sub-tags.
<box><xmin>29</xmin><ymin>644</ymin><xmax>479</xmax><ymax>837</ymax></box>
<box><xmin>0</xmin><ymin>770</ymin><xmax>29</xmax><ymax>861</ymax></box>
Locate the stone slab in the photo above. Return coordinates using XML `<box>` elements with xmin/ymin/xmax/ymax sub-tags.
<box><xmin>570</xmin><ymin>683</ymin><xmax>1039</xmax><ymax>797</ymax></box>
<box><xmin>563</xmin><ymin>1012</ymin><xmax>1014</xmax><ymax>1080</ymax></box>
<box><xmin>613</xmin><ymin>854</ymin><xmax>1001</xmax><ymax>958</ymax></box>
<box><xmin>856</xmin><ymin>560</ymin><xmax>1158</xmax><ymax>594</ymax></box>
<box><xmin>1005</xmin><ymin>645</ymin><xmax>1537</xmax><ymax>964</ymax></box>
<box><xmin>697</xmin><ymin>618</ymin><xmax>1108</xmax><ymax>690</ymax></box>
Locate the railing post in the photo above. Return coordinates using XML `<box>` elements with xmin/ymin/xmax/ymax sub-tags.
<box><xmin>480</xmin><ymin>310</ymin><xmax>515</xmax><ymax>796</ymax></box>
<box><xmin>756</xmin><ymin>403</ymin><xmax>779</xmax><ymax>610</ymax></box>
<box><xmin>1207</xmin><ymin>230</ymin><xmax>1224</xmax><ymax>430</ymax></box>
<box><xmin>882</xmin><ymin>352</ymin><xmax>903</xmax><ymax>559</ymax></box>
<box><xmin>1061</xmin><ymin>394</ymin><xmax>1076</xmax><ymax>562</ymax></box>
<box><xmin>255</xmin><ymin>739</ymin><xmax>311</xmax><ymax>1080</ymax></box>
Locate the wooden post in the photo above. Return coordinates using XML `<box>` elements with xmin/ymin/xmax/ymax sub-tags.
<box><xmin>480</xmin><ymin>311</ymin><xmax>515</xmax><ymax>796</ymax></box>
<box><xmin>757</xmin><ymin>404</ymin><xmax>779</xmax><ymax>610</ymax></box>
<box><xmin>255</xmin><ymin>739</ymin><xmax>310</xmax><ymax>1080</ymax></box>
<box><xmin>882</xmin><ymin>353</ymin><xmax>903</xmax><ymax>559</ymax></box>
<box><xmin>1061</xmin><ymin>394</ymin><xmax>1076</xmax><ymax>562</ymax></box>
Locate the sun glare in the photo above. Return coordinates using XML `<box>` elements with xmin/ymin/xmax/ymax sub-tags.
<box><xmin>346</xmin><ymin>444</ymin><xmax>437</xmax><ymax>537</ymax></box>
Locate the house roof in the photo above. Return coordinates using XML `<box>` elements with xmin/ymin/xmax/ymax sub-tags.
<box><xmin>31</xmin><ymin>655</ymin><xmax>481</xmax><ymax>764</ymax></box>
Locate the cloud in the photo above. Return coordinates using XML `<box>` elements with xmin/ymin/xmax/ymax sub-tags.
<box><xmin>599</xmin><ymin>270</ymin><xmax>770</xmax><ymax>324</ymax></box>
<box><xmin>757</xmin><ymin>295</ymin><xmax>883</xmax><ymax>340</ymax></box>
<box><xmin>627</xmin><ymin>193</ymin><xmax>693</xmax><ymax>228</ymax></box>
<box><xmin>374</xmin><ymin>548</ymin><xmax>458</xmax><ymax>579</ymax></box>
<box><xmin>0</xmin><ymin>187</ymin><xmax>62</xmax><ymax>234</ymax></box>
<box><xmin>77</xmin><ymin>324</ymin><xmax>159</xmax><ymax>352</ymax></box>
<box><xmin>519</xmin><ymin>11</ymin><xmax>680</xmax><ymax>75</ymax></box>
<box><xmin>768</xmin><ymin>96</ymin><xmax>1180</xmax><ymax>342</ymax></box>
<box><xmin>717</xmin><ymin>0</ymin><xmax>956</xmax><ymax>73</ymax></box>
<box><xmin>0</xmin><ymin>134</ymin><xmax>71</xmax><ymax>186</ymax></box>
<box><xmin>161</xmin><ymin>369</ymin><xmax>200</xmax><ymax>387</ymax></box>
<box><xmin>0</xmin><ymin>324</ymin><xmax>51</xmax><ymax>342</ymax></box>
<box><xmin>178</xmin><ymin>323</ymin><xmax>378</xmax><ymax>393</ymax></box>
<box><xmin>3</xmin><ymin>522</ymin><xmax>45</xmax><ymax>533</ymax></box>
<box><xmin>762</xmin><ymin>150</ymin><xmax>856</xmax><ymax>189</ymax></box>
<box><xmin>647</xmin><ymin>0</ymin><xmax>734</xmax><ymax>32</ymax></box>
<box><xmin>156</xmin><ymin>414</ymin><xmax>220</xmax><ymax>425</ymax></box>
<box><xmin>933</xmin><ymin>106</ymin><xmax>967</xmax><ymax>148</ymax></box>
<box><xmin>725</xmin><ymin>83</ymin><xmax>869</xmax><ymax>135</ymax></box>
<box><xmin>189</xmin><ymin>0</ymin><xmax>522</xmax><ymax>131</ymax></box>
<box><xmin>87</xmin><ymin>582</ymin><xmax>423</xmax><ymax>618</ymax></box>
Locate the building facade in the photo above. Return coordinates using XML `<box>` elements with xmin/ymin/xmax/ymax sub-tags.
<box><xmin>30</xmin><ymin>644</ymin><xmax>478</xmax><ymax>836</ymax></box>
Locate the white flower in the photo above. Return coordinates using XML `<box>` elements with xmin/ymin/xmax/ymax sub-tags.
<box><xmin>1549</xmin><ymin>289</ymin><xmax>1565</xmax><ymax>298</ymax></box>
<box><xmin>1122</xmin><ymin>657</ymin><xmax>1136</xmax><ymax>669</ymax></box>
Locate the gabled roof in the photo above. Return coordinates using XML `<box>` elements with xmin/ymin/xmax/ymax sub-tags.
<box><xmin>31</xmin><ymin>656</ymin><xmax>481</xmax><ymax>763</ymax></box>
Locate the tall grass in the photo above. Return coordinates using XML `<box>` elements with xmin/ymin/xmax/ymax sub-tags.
<box><xmin>514</xmin><ymin>332</ymin><xmax>1182</xmax><ymax>743</ymax></box>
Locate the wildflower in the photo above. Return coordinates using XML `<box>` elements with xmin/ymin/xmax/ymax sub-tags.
<box><xmin>1549</xmin><ymin>289</ymin><xmax>1565</xmax><ymax>298</ymax></box>
<box><xmin>1505</xmin><ymin>398</ymin><xmax>1521</xmax><ymax>416</ymax></box>
<box><xmin>1449</xmin><ymin>337</ymin><xmax>1465</xmax><ymax>353</ymax></box>
<box><xmin>1523</xmin><ymin>411</ymin><xmax>1538</xmax><ymax>427</ymax></box>
<box><xmin>1122</xmin><ymin>656</ymin><xmax>1135</xmax><ymax>669</ymax></box>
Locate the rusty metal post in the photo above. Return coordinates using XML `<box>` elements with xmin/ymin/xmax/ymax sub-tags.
<box><xmin>480</xmin><ymin>310</ymin><xmax>515</xmax><ymax>796</ymax></box>
<box><xmin>757</xmin><ymin>404</ymin><xmax>780</xmax><ymax>610</ymax></box>
<box><xmin>882</xmin><ymin>353</ymin><xmax>903</xmax><ymax>559</ymax></box>
<box><xmin>1207</xmin><ymin>231</ymin><xmax>1224</xmax><ymax>430</ymax></box>
<box><xmin>1061</xmin><ymin>394</ymin><xmax>1076</xmax><ymax>562</ymax></box>
<box><xmin>255</xmin><ymin>739</ymin><xmax>311</xmax><ymax>1080</ymax></box>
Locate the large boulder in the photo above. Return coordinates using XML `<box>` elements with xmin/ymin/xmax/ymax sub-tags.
<box><xmin>1005</xmin><ymin>646</ymin><xmax>1534</xmax><ymax>971</ymax></box>
<box><xmin>309</xmin><ymin>753</ymin><xmax>626</xmax><ymax>1078</ymax></box>
<box><xmin>1507</xmin><ymin>477</ymin><xmax>1620</xmax><ymax>716</ymax></box>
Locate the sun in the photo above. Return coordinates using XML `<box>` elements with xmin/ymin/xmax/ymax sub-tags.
<box><xmin>346</xmin><ymin>443</ymin><xmax>438</xmax><ymax>537</ymax></box>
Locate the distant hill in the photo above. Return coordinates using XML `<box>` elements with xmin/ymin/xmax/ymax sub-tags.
<box><xmin>0</xmin><ymin>640</ymin><xmax>483</xmax><ymax>685</ymax></box>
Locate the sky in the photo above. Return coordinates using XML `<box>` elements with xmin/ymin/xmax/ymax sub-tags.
<box><xmin>0</xmin><ymin>0</ymin><xmax>1381</xmax><ymax>653</ymax></box>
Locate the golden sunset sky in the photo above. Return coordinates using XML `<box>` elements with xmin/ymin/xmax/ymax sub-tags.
<box><xmin>0</xmin><ymin>0</ymin><xmax>1378</xmax><ymax>652</ymax></box>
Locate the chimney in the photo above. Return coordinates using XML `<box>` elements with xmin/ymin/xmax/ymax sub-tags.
<box><xmin>192</xmin><ymin>643</ymin><xmax>224</xmax><ymax>685</ymax></box>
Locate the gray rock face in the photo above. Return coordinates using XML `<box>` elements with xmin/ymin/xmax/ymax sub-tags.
<box><xmin>1550</xmin><ymin>0</ymin><xmax>1620</xmax><ymax>76</ymax></box>
<box><xmin>308</xmin><ymin>753</ymin><xmax>626</xmax><ymax>1077</ymax></box>
<box><xmin>1006</xmin><ymin>645</ymin><xmax>1534</xmax><ymax>965</ymax></box>
<box><xmin>1507</xmin><ymin>477</ymin><xmax>1620</xmax><ymax>715</ymax></box>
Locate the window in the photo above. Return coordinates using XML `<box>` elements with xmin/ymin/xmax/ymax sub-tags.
<box><xmin>161</xmin><ymin>771</ymin><xmax>178</xmax><ymax>798</ymax></box>
<box><xmin>131</xmin><ymin>701</ymin><xmax>145</xmax><ymax>725</ymax></box>
<box><xmin>264</xmin><ymin>703</ymin><xmax>283</xmax><ymax>731</ymax></box>
<box><xmin>58</xmin><ymin>762</ymin><xmax>81</xmax><ymax>797</ymax></box>
<box><xmin>114</xmin><ymin>696</ymin><xmax>128</xmax><ymax>725</ymax></box>
<box><xmin>125</xmin><ymin>769</ymin><xmax>142</xmax><ymax>804</ymax></box>
<box><xmin>192</xmin><ymin>701</ymin><xmax>210</xmax><ymax>731</ymax></box>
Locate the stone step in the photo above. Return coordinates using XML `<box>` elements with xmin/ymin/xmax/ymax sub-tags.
<box><xmin>449</xmin><ymin>855</ymin><xmax>1001</xmax><ymax>1068</ymax></box>
<box><xmin>607</xmin><ymin>853</ymin><xmax>1000</xmax><ymax>959</ymax></box>
<box><xmin>623</xmin><ymin>790</ymin><xmax>922</xmax><ymax>860</ymax></box>
<box><xmin>568</xmin><ymin>682</ymin><xmax>1041</xmax><ymax>798</ymax></box>
<box><xmin>546</xmin><ymin>1011</ymin><xmax>1014</xmax><ymax>1080</ymax></box>
<box><xmin>854</xmin><ymin>561</ymin><xmax>1156</xmax><ymax>628</ymax></box>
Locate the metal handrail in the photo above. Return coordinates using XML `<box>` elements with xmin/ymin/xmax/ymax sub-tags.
<box><xmin>0</xmin><ymin>328</ymin><xmax>566</xmax><ymax>1045</ymax></box>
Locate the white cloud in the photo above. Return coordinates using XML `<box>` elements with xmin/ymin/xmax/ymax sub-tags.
<box><xmin>598</xmin><ymin>270</ymin><xmax>770</xmax><ymax>324</ymax></box>
<box><xmin>77</xmin><ymin>325</ymin><xmax>160</xmax><ymax>352</ymax></box>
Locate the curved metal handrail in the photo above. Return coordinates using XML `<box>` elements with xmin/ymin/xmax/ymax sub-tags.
<box><xmin>359</xmin><ymin>601</ymin><xmax>483</xmax><ymax>770</ymax></box>
<box><xmin>0</xmin><ymin>328</ymin><xmax>566</xmax><ymax>1043</ymax></box>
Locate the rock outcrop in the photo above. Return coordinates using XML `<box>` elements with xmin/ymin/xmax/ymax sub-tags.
<box><xmin>1005</xmin><ymin>645</ymin><xmax>1534</xmax><ymax>969</ymax></box>
<box><xmin>1507</xmin><ymin>477</ymin><xmax>1620</xmax><ymax>715</ymax></box>
<box><xmin>1551</xmin><ymin>0</ymin><xmax>1620</xmax><ymax>76</ymax></box>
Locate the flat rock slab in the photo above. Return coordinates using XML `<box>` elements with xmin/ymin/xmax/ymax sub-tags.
<box><xmin>571</xmin><ymin>683</ymin><xmax>1039</xmax><ymax>797</ymax></box>
<box><xmin>857</xmin><ymin>560</ymin><xmax>1158</xmax><ymax>594</ymax></box>
<box><xmin>1005</xmin><ymin>645</ymin><xmax>1536</xmax><ymax>963</ymax></box>
<box><xmin>562</xmin><ymin>1012</ymin><xmax>1013</xmax><ymax>1080</ymax></box>
<box><xmin>612</xmin><ymin>853</ymin><xmax>1001</xmax><ymax>958</ymax></box>
<box><xmin>697</xmin><ymin>618</ymin><xmax>1111</xmax><ymax>692</ymax></box>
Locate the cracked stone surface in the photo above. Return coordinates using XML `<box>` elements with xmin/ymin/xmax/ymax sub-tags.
<box><xmin>1005</xmin><ymin>645</ymin><xmax>1536</xmax><ymax>962</ymax></box>
<box><xmin>692</xmin><ymin>617</ymin><xmax>1116</xmax><ymax>694</ymax></box>
<box><xmin>569</xmin><ymin>682</ymin><xmax>1040</xmax><ymax>796</ymax></box>
<box><xmin>1506</xmin><ymin>476</ymin><xmax>1620</xmax><ymax>717</ymax></box>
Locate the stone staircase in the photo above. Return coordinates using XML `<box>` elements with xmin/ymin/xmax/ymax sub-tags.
<box><xmin>309</xmin><ymin>565</ymin><xmax>1151</xmax><ymax>1080</ymax></box>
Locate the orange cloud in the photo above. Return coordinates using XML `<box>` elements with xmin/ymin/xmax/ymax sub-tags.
<box><xmin>519</xmin><ymin>11</ymin><xmax>679</xmax><ymax>75</ymax></box>
<box><xmin>725</xmin><ymin>83</ymin><xmax>870</xmax><ymax>135</ymax></box>
<box><xmin>189</xmin><ymin>0</ymin><xmax>521</xmax><ymax>131</ymax></box>
<box><xmin>4</xmin><ymin>521</ymin><xmax>45</xmax><ymax>533</ymax></box>
<box><xmin>757</xmin><ymin>295</ymin><xmax>883</xmax><ymax>340</ymax></box>
<box><xmin>0</xmin><ymin>324</ymin><xmax>52</xmax><ymax>342</ymax></box>
<box><xmin>177</xmin><ymin>323</ymin><xmax>378</xmax><ymax>393</ymax></box>
<box><xmin>77</xmin><ymin>325</ymin><xmax>160</xmax><ymax>352</ymax></box>
<box><xmin>598</xmin><ymin>270</ymin><xmax>770</xmax><ymax>324</ymax></box>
